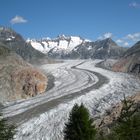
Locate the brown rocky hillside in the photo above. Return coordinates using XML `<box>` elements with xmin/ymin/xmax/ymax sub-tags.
<box><xmin>96</xmin><ymin>92</ymin><xmax>140</xmax><ymax>133</ymax></box>
<box><xmin>0</xmin><ymin>43</ymin><xmax>48</xmax><ymax>104</ymax></box>
<box><xmin>112</xmin><ymin>41</ymin><xmax>140</xmax><ymax>74</ymax></box>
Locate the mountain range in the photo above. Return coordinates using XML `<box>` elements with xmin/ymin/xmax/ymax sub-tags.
<box><xmin>27</xmin><ymin>35</ymin><xmax>127</xmax><ymax>59</ymax></box>
<box><xmin>0</xmin><ymin>26</ymin><xmax>127</xmax><ymax>60</ymax></box>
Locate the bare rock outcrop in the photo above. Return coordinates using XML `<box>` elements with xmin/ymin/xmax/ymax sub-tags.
<box><xmin>11</xmin><ymin>67</ymin><xmax>47</xmax><ymax>98</ymax></box>
<box><xmin>0</xmin><ymin>44</ymin><xmax>47</xmax><ymax>104</ymax></box>
<box><xmin>112</xmin><ymin>41</ymin><xmax>140</xmax><ymax>74</ymax></box>
<box><xmin>96</xmin><ymin>93</ymin><xmax>140</xmax><ymax>131</ymax></box>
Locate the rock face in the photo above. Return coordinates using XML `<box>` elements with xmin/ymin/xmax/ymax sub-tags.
<box><xmin>96</xmin><ymin>93</ymin><xmax>140</xmax><ymax>132</ymax></box>
<box><xmin>0</xmin><ymin>26</ymin><xmax>45</xmax><ymax>62</ymax></box>
<box><xmin>12</xmin><ymin>68</ymin><xmax>47</xmax><ymax>98</ymax></box>
<box><xmin>28</xmin><ymin>36</ymin><xmax>126</xmax><ymax>59</ymax></box>
<box><xmin>0</xmin><ymin>43</ymin><xmax>47</xmax><ymax>104</ymax></box>
<box><xmin>113</xmin><ymin>41</ymin><xmax>140</xmax><ymax>74</ymax></box>
<box><xmin>96</xmin><ymin>59</ymin><xmax>118</xmax><ymax>70</ymax></box>
<box><xmin>71</xmin><ymin>38</ymin><xmax>126</xmax><ymax>59</ymax></box>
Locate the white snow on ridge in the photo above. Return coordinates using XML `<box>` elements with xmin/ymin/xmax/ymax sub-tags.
<box><xmin>68</xmin><ymin>36</ymin><xmax>83</xmax><ymax>51</ymax></box>
<box><xmin>59</xmin><ymin>40</ymin><xmax>68</xmax><ymax>49</ymax></box>
<box><xmin>42</xmin><ymin>41</ymin><xmax>50</xmax><ymax>52</ymax></box>
<box><xmin>28</xmin><ymin>36</ymin><xmax>85</xmax><ymax>54</ymax></box>
<box><xmin>13</xmin><ymin>60</ymin><xmax>140</xmax><ymax>140</ymax></box>
<box><xmin>6</xmin><ymin>36</ymin><xmax>15</xmax><ymax>41</ymax></box>
<box><xmin>30</xmin><ymin>41</ymin><xmax>44</xmax><ymax>52</ymax></box>
<box><xmin>84</xmin><ymin>39</ymin><xmax>92</xmax><ymax>42</ymax></box>
<box><xmin>47</xmin><ymin>41</ymin><xmax>58</xmax><ymax>48</ymax></box>
<box><xmin>87</xmin><ymin>46</ymin><xmax>92</xmax><ymax>50</ymax></box>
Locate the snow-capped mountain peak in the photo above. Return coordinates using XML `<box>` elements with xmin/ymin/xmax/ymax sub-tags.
<box><xmin>27</xmin><ymin>35</ymin><xmax>88</xmax><ymax>54</ymax></box>
<box><xmin>27</xmin><ymin>35</ymin><xmax>126</xmax><ymax>59</ymax></box>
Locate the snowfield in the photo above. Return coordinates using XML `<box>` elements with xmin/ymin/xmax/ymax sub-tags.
<box><xmin>2</xmin><ymin>60</ymin><xmax>140</xmax><ymax>140</ymax></box>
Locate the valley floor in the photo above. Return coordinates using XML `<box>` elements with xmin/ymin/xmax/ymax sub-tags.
<box><xmin>2</xmin><ymin>60</ymin><xmax>140</xmax><ymax>140</ymax></box>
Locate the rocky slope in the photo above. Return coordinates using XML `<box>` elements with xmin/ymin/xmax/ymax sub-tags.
<box><xmin>96</xmin><ymin>59</ymin><xmax>118</xmax><ymax>70</ymax></box>
<box><xmin>96</xmin><ymin>92</ymin><xmax>140</xmax><ymax>133</ymax></box>
<box><xmin>71</xmin><ymin>38</ymin><xmax>126</xmax><ymax>59</ymax></box>
<box><xmin>28</xmin><ymin>36</ymin><xmax>126</xmax><ymax>59</ymax></box>
<box><xmin>0</xmin><ymin>43</ymin><xmax>48</xmax><ymax>104</ymax></box>
<box><xmin>113</xmin><ymin>41</ymin><xmax>140</xmax><ymax>74</ymax></box>
<box><xmin>0</xmin><ymin>26</ymin><xmax>45</xmax><ymax>62</ymax></box>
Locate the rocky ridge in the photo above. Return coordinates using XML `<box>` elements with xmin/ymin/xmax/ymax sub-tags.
<box><xmin>28</xmin><ymin>36</ymin><xmax>126</xmax><ymax>59</ymax></box>
<box><xmin>0</xmin><ymin>26</ymin><xmax>45</xmax><ymax>62</ymax></box>
<box><xmin>96</xmin><ymin>92</ymin><xmax>140</xmax><ymax>132</ymax></box>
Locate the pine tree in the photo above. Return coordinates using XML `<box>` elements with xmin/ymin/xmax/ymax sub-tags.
<box><xmin>113</xmin><ymin>95</ymin><xmax>140</xmax><ymax>140</ymax></box>
<box><xmin>0</xmin><ymin>114</ymin><xmax>16</xmax><ymax>140</ymax></box>
<box><xmin>63</xmin><ymin>104</ymin><xmax>96</xmax><ymax>140</ymax></box>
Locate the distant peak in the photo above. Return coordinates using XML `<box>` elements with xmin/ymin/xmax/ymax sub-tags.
<box><xmin>42</xmin><ymin>37</ymin><xmax>51</xmax><ymax>40</ymax></box>
<box><xmin>103</xmin><ymin>37</ymin><xmax>113</xmax><ymax>41</ymax></box>
<box><xmin>103</xmin><ymin>37</ymin><xmax>117</xmax><ymax>45</ymax></box>
<box><xmin>0</xmin><ymin>26</ymin><xmax>15</xmax><ymax>33</ymax></box>
<box><xmin>57</xmin><ymin>34</ymin><xmax>68</xmax><ymax>39</ymax></box>
<box><xmin>58</xmin><ymin>34</ymin><xmax>66</xmax><ymax>38</ymax></box>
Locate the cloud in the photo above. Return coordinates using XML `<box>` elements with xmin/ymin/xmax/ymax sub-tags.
<box><xmin>115</xmin><ymin>32</ymin><xmax>140</xmax><ymax>47</ymax></box>
<box><xmin>123</xmin><ymin>42</ymin><xmax>129</xmax><ymax>47</ymax></box>
<box><xmin>98</xmin><ymin>32</ymin><xmax>113</xmax><ymax>40</ymax></box>
<box><xmin>129</xmin><ymin>2</ymin><xmax>140</xmax><ymax>8</ymax></box>
<box><xmin>125</xmin><ymin>33</ymin><xmax>140</xmax><ymax>41</ymax></box>
<box><xmin>116</xmin><ymin>39</ymin><xmax>129</xmax><ymax>47</ymax></box>
<box><xmin>10</xmin><ymin>15</ymin><xmax>28</xmax><ymax>24</ymax></box>
<box><xmin>116</xmin><ymin>39</ymin><xmax>124</xmax><ymax>43</ymax></box>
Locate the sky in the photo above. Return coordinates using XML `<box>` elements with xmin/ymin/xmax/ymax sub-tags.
<box><xmin>0</xmin><ymin>0</ymin><xmax>140</xmax><ymax>47</ymax></box>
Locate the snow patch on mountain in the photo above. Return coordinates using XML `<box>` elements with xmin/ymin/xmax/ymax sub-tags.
<box><xmin>30</xmin><ymin>41</ymin><xmax>44</xmax><ymax>52</ymax></box>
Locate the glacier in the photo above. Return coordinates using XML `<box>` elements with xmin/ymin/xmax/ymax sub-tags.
<box><xmin>2</xmin><ymin>60</ymin><xmax>140</xmax><ymax>140</ymax></box>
